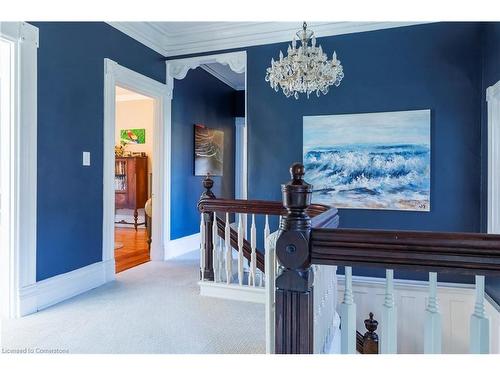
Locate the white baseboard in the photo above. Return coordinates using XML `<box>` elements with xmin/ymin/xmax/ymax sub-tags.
<box><xmin>198</xmin><ymin>281</ymin><xmax>265</xmax><ymax>304</ymax></box>
<box><xmin>165</xmin><ymin>232</ymin><xmax>200</xmax><ymax>260</ymax></box>
<box><xmin>337</xmin><ymin>274</ymin><xmax>500</xmax><ymax>354</ymax></box>
<box><xmin>18</xmin><ymin>260</ymin><xmax>114</xmax><ymax>316</ymax></box>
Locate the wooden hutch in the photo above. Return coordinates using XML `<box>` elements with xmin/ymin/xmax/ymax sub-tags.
<box><xmin>115</xmin><ymin>156</ymin><xmax>148</xmax><ymax>229</ymax></box>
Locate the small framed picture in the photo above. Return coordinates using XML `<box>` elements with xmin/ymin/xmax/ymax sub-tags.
<box><xmin>194</xmin><ymin>124</ymin><xmax>224</xmax><ymax>176</ymax></box>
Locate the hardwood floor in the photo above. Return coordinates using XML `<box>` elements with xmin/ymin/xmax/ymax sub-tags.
<box><xmin>115</xmin><ymin>227</ymin><xmax>150</xmax><ymax>273</ymax></box>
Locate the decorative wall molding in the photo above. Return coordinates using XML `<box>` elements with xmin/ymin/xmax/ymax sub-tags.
<box><xmin>103</xmin><ymin>59</ymin><xmax>170</xmax><ymax>266</ymax></box>
<box><xmin>108</xmin><ymin>22</ymin><xmax>425</xmax><ymax>57</ymax></box>
<box><xmin>165</xmin><ymin>232</ymin><xmax>200</xmax><ymax>260</ymax></box>
<box><xmin>487</xmin><ymin>80</ymin><xmax>500</xmax><ymax>234</ymax></box>
<box><xmin>337</xmin><ymin>275</ymin><xmax>500</xmax><ymax>354</ymax></box>
<box><xmin>0</xmin><ymin>22</ymin><xmax>38</xmax><ymax>318</ymax></box>
<box><xmin>18</xmin><ymin>260</ymin><xmax>114</xmax><ymax>316</ymax></box>
<box><xmin>167</xmin><ymin>51</ymin><xmax>246</xmax><ymax>80</ymax></box>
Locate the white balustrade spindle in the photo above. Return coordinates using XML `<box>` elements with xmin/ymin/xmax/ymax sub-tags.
<box><xmin>249</xmin><ymin>214</ymin><xmax>257</xmax><ymax>287</ymax></box>
<box><xmin>225</xmin><ymin>212</ymin><xmax>232</xmax><ymax>284</ymax></box>
<box><xmin>340</xmin><ymin>266</ymin><xmax>356</xmax><ymax>354</ymax></box>
<box><xmin>200</xmin><ymin>213</ymin><xmax>205</xmax><ymax>281</ymax></box>
<box><xmin>237</xmin><ymin>214</ymin><xmax>244</xmax><ymax>286</ymax></box>
<box><xmin>424</xmin><ymin>272</ymin><xmax>442</xmax><ymax>354</ymax></box>
<box><xmin>470</xmin><ymin>275</ymin><xmax>490</xmax><ymax>354</ymax></box>
<box><xmin>212</xmin><ymin>213</ymin><xmax>219</xmax><ymax>283</ymax></box>
<box><xmin>380</xmin><ymin>269</ymin><xmax>397</xmax><ymax>354</ymax></box>
<box><xmin>218</xmin><ymin>232</ymin><xmax>225</xmax><ymax>282</ymax></box>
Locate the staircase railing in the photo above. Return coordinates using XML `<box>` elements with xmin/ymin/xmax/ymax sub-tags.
<box><xmin>197</xmin><ymin>163</ymin><xmax>500</xmax><ymax>354</ymax></box>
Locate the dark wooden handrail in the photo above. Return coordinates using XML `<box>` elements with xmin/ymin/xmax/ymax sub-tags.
<box><xmin>311</xmin><ymin>228</ymin><xmax>500</xmax><ymax>275</ymax></box>
<box><xmin>198</xmin><ymin>197</ymin><xmax>332</xmax><ymax>218</ymax></box>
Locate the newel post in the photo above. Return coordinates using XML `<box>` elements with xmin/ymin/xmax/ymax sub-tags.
<box><xmin>199</xmin><ymin>174</ymin><xmax>215</xmax><ymax>281</ymax></box>
<box><xmin>275</xmin><ymin>163</ymin><xmax>314</xmax><ymax>354</ymax></box>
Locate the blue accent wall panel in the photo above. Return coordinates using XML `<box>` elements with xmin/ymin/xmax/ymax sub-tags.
<box><xmin>169</xmin><ymin>22</ymin><xmax>491</xmax><ymax>287</ymax></box>
<box><xmin>31</xmin><ymin>22</ymin><xmax>165</xmax><ymax>281</ymax></box>
<box><xmin>245</xmin><ymin>22</ymin><xmax>484</xmax><ymax>284</ymax></box>
<box><xmin>171</xmin><ymin>68</ymin><xmax>236</xmax><ymax>239</ymax></box>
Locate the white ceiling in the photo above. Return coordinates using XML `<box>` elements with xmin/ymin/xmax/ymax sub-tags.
<box><xmin>108</xmin><ymin>21</ymin><xmax>423</xmax><ymax>57</ymax></box>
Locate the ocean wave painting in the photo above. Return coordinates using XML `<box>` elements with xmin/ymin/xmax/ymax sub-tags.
<box><xmin>303</xmin><ymin>110</ymin><xmax>431</xmax><ymax>211</ymax></box>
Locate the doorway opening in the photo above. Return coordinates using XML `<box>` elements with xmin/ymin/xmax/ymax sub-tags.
<box><xmin>114</xmin><ymin>86</ymin><xmax>155</xmax><ymax>273</ymax></box>
<box><xmin>103</xmin><ymin>59</ymin><xmax>169</xmax><ymax>281</ymax></box>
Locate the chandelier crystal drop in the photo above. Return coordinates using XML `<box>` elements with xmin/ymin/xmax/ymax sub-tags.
<box><xmin>265</xmin><ymin>22</ymin><xmax>344</xmax><ymax>99</ymax></box>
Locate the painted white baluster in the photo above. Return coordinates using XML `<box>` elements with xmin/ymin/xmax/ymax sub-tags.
<box><xmin>424</xmin><ymin>272</ymin><xmax>441</xmax><ymax>353</ymax></box>
<box><xmin>340</xmin><ymin>266</ymin><xmax>356</xmax><ymax>354</ymax></box>
<box><xmin>261</xmin><ymin>215</ymin><xmax>270</xmax><ymax>288</ymax></box>
<box><xmin>380</xmin><ymin>269</ymin><xmax>397</xmax><ymax>354</ymax></box>
<box><xmin>237</xmin><ymin>213</ymin><xmax>244</xmax><ymax>286</ymax></box>
<box><xmin>470</xmin><ymin>275</ymin><xmax>490</xmax><ymax>353</ymax></box>
<box><xmin>225</xmin><ymin>212</ymin><xmax>232</xmax><ymax>284</ymax></box>
<box><xmin>249</xmin><ymin>214</ymin><xmax>257</xmax><ymax>287</ymax></box>
<box><xmin>200</xmin><ymin>213</ymin><xmax>205</xmax><ymax>281</ymax></box>
<box><xmin>265</xmin><ymin>226</ymin><xmax>277</xmax><ymax>354</ymax></box>
<box><xmin>219</xmin><ymin>234</ymin><xmax>224</xmax><ymax>282</ymax></box>
<box><xmin>212</xmin><ymin>213</ymin><xmax>219</xmax><ymax>283</ymax></box>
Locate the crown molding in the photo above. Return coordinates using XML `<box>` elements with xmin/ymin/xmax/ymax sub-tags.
<box><xmin>108</xmin><ymin>22</ymin><xmax>169</xmax><ymax>56</ymax></box>
<box><xmin>108</xmin><ymin>22</ymin><xmax>426</xmax><ymax>58</ymax></box>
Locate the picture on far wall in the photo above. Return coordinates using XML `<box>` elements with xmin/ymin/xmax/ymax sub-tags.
<box><xmin>194</xmin><ymin>124</ymin><xmax>224</xmax><ymax>176</ymax></box>
<box><xmin>303</xmin><ymin>109</ymin><xmax>431</xmax><ymax>211</ymax></box>
<box><xmin>120</xmin><ymin>128</ymin><xmax>146</xmax><ymax>144</ymax></box>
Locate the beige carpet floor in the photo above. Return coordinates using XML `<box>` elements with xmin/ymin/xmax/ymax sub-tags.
<box><xmin>1</xmin><ymin>256</ymin><xmax>266</xmax><ymax>354</ymax></box>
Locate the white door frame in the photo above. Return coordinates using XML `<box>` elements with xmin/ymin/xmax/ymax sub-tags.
<box><xmin>165</xmin><ymin>50</ymin><xmax>248</xmax><ymax>210</ymax></box>
<box><xmin>103</xmin><ymin>59</ymin><xmax>170</xmax><ymax>272</ymax></box>
<box><xmin>487</xmin><ymin>80</ymin><xmax>500</xmax><ymax>234</ymax></box>
<box><xmin>234</xmin><ymin>117</ymin><xmax>247</xmax><ymax>200</ymax></box>
<box><xmin>0</xmin><ymin>22</ymin><xmax>38</xmax><ymax>318</ymax></box>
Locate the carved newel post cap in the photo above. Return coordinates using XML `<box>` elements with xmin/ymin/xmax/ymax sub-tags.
<box><xmin>281</xmin><ymin>162</ymin><xmax>312</xmax><ymax>211</ymax></box>
<box><xmin>290</xmin><ymin>162</ymin><xmax>305</xmax><ymax>183</ymax></box>
<box><xmin>200</xmin><ymin>173</ymin><xmax>215</xmax><ymax>200</ymax></box>
<box><xmin>364</xmin><ymin>312</ymin><xmax>378</xmax><ymax>333</ymax></box>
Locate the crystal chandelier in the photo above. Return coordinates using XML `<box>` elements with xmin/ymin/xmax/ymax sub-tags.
<box><xmin>265</xmin><ymin>22</ymin><xmax>344</xmax><ymax>99</ymax></box>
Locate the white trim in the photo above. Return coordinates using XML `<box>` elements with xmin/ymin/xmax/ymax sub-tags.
<box><xmin>198</xmin><ymin>281</ymin><xmax>265</xmax><ymax>304</ymax></box>
<box><xmin>165</xmin><ymin>232</ymin><xmax>200</xmax><ymax>260</ymax></box>
<box><xmin>337</xmin><ymin>275</ymin><xmax>500</xmax><ymax>354</ymax></box>
<box><xmin>234</xmin><ymin>117</ymin><xmax>247</xmax><ymax>200</ymax></box>
<box><xmin>103</xmin><ymin>59</ymin><xmax>171</xmax><ymax>269</ymax></box>
<box><xmin>487</xmin><ymin>80</ymin><xmax>500</xmax><ymax>234</ymax></box>
<box><xmin>108</xmin><ymin>22</ymin><xmax>425</xmax><ymax>58</ymax></box>
<box><xmin>18</xmin><ymin>260</ymin><xmax>114</xmax><ymax>316</ymax></box>
<box><xmin>0</xmin><ymin>22</ymin><xmax>38</xmax><ymax>318</ymax></box>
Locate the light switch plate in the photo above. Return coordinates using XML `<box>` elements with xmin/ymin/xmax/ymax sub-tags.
<box><xmin>83</xmin><ymin>151</ymin><xmax>91</xmax><ymax>166</ymax></box>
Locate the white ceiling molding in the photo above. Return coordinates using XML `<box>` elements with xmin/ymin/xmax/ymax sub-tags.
<box><xmin>108</xmin><ymin>21</ymin><xmax>425</xmax><ymax>58</ymax></box>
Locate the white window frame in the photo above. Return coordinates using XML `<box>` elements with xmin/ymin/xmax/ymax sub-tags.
<box><xmin>487</xmin><ymin>80</ymin><xmax>500</xmax><ymax>234</ymax></box>
<box><xmin>0</xmin><ymin>22</ymin><xmax>38</xmax><ymax>318</ymax></box>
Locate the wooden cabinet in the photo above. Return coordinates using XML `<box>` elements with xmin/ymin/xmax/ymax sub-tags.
<box><xmin>115</xmin><ymin>156</ymin><xmax>148</xmax><ymax>229</ymax></box>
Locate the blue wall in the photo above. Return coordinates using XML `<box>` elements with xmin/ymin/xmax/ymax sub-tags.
<box><xmin>171</xmin><ymin>68</ymin><xmax>237</xmax><ymax>239</ymax></box>
<box><xmin>243</xmin><ymin>22</ymin><xmax>489</xmax><ymax>284</ymax></box>
<box><xmin>32</xmin><ymin>22</ymin><xmax>166</xmax><ymax>281</ymax></box>
<box><xmin>169</xmin><ymin>22</ymin><xmax>494</xmax><ymax>284</ymax></box>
